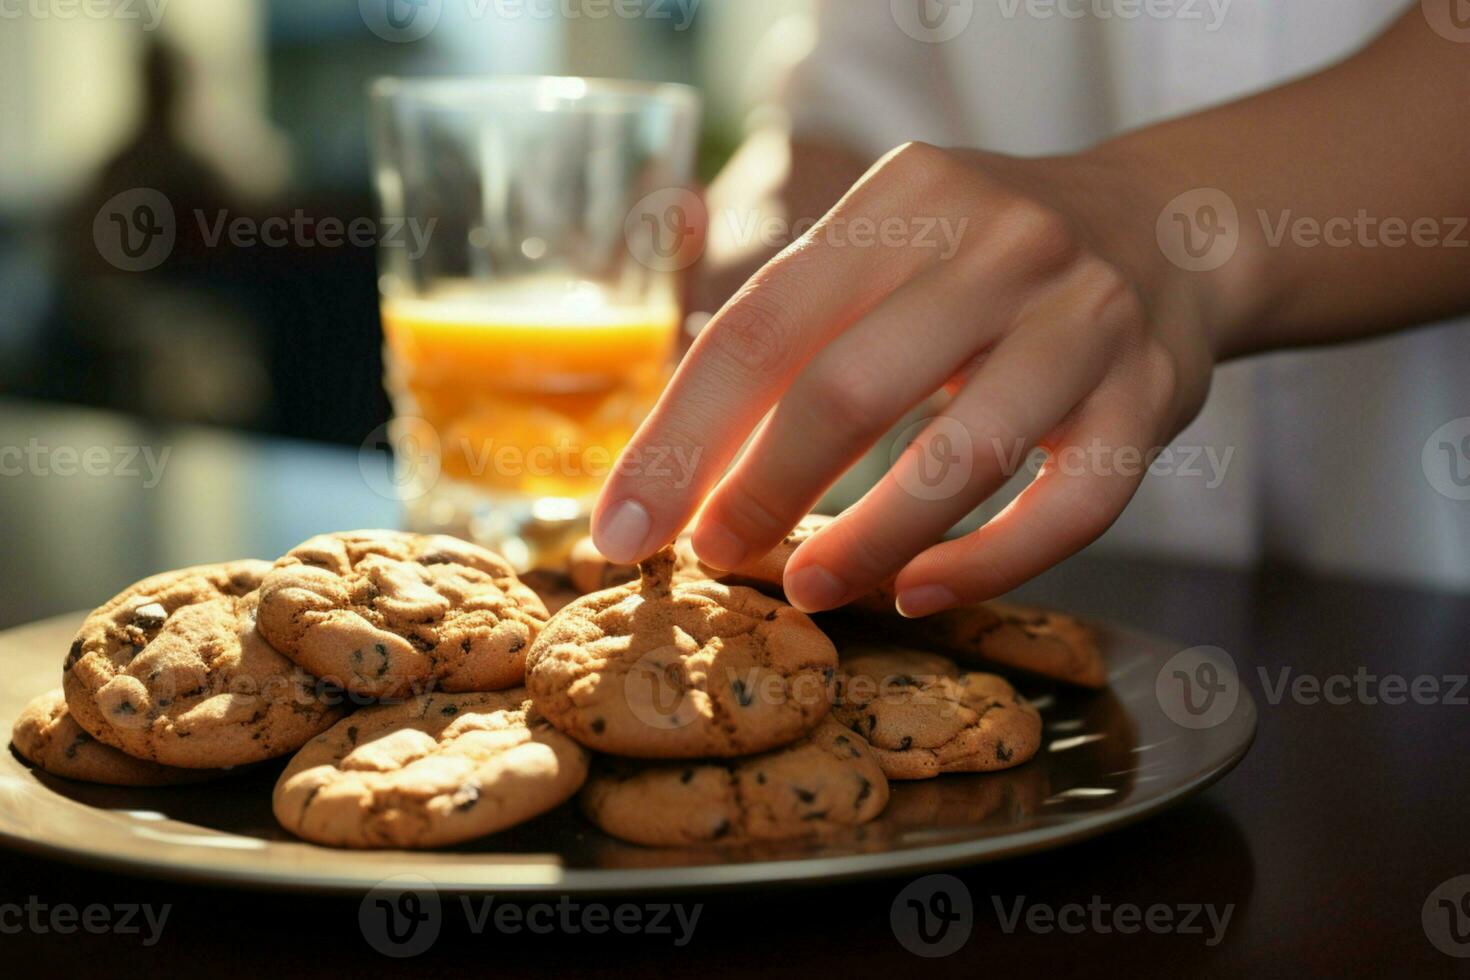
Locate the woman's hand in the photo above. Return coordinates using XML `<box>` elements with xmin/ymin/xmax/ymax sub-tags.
<box><xmin>593</xmin><ymin>140</ymin><xmax>1222</xmax><ymax>616</ymax></box>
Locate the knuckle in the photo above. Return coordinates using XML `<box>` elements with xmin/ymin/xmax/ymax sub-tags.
<box><xmin>990</xmin><ymin>198</ymin><xmax>1079</xmax><ymax>272</ymax></box>
<box><xmin>828</xmin><ymin>519</ymin><xmax>907</xmax><ymax>579</ymax></box>
<box><xmin>883</xmin><ymin>140</ymin><xmax>952</xmax><ymax>176</ymax></box>
<box><xmin>714</xmin><ymin>484</ymin><xmax>791</xmax><ymax>539</ymax></box>
<box><xmin>794</xmin><ymin>358</ymin><xmax>891</xmax><ymax>432</ymax></box>
<box><xmin>1139</xmin><ymin>341</ymin><xmax>1181</xmax><ymax>415</ymax></box>
<box><xmin>703</xmin><ymin>288</ymin><xmax>792</xmax><ymax>377</ymax></box>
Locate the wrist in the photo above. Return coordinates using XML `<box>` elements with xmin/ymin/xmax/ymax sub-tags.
<box><xmin>1070</xmin><ymin>136</ymin><xmax>1274</xmax><ymax>362</ymax></box>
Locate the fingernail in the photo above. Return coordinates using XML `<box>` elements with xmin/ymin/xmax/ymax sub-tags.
<box><xmin>896</xmin><ymin>585</ymin><xmax>959</xmax><ymax>619</ymax></box>
<box><xmin>692</xmin><ymin>520</ymin><xmax>746</xmax><ymax>571</ymax></box>
<box><xmin>594</xmin><ymin>499</ymin><xmax>652</xmax><ymax>564</ymax></box>
<box><xmin>785</xmin><ymin>565</ymin><xmax>848</xmax><ymax>613</ymax></box>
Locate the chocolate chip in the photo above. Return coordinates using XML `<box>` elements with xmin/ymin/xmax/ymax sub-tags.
<box><xmin>996</xmin><ymin>741</ymin><xmax>1013</xmax><ymax>762</ymax></box>
<box><xmin>679</xmin><ymin>769</ymin><xmax>694</xmax><ymax>784</ymax></box>
<box><xmin>800</xmin><ymin>811</ymin><xmax>829</xmax><ymax>821</ymax></box>
<box><xmin>755</xmin><ymin>772</ymin><xmax>766</xmax><ymax>785</ymax></box>
<box><xmin>590</xmin><ymin>717</ymin><xmax>606</xmax><ymax>734</ymax></box>
<box><xmin>131</xmin><ymin>602</ymin><xmax>167</xmax><ymax>630</ymax></box>
<box><xmin>508</xmin><ymin>637</ymin><xmax>525</xmax><ymax>654</ymax></box>
<box><xmin>897</xmin><ymin>736</ymin><xmax>912</xmax><ymax>752</ymax></box>
<box><xmin>834</xmin><ymin>734</ymin><xmax>850</xmax><ymax>745</ymax></box>
<box><xmin>854</xmin><ymin>776</ymin><xmax>872</xmax><ymax>806</ymax></box>
<box><xmin>65</xmin><ymin>734</ymin><xmax>90</xmax><ymax>759</ymax></box>
<box><xmin>764</xmin><ymin>610</ymin><xmax>778</xmax><ymax>621</ymax></box>
<box><xmin>731</xmin><ymin>679</ymin><xmax>753</xmax><ymax>707</ymax></box>
<box><xmin>866</xmin><ymin>713</ymin><xmax>877</xmax><ymax>732</ymax></box>
<box><xmin>64</xmin><ymin>640</ymin><xmax>82</xmax><ymax>671</ymax></box>
<box><xmin>453</xmin><ymin>785</ymin><xmax>481</xmax><ymax>811</ymax></box>
<box><xmin>793</xmin><ymin>787</ymin><xmax>815</xmax><ymax>803</ymax></box>
<box><xmin>710</xmin><ymin>820</ymin><xmax>731</xmax><ymax>839</ymax></box>
<box><xmin>113</xmin><ymin>702</ymin><xmax>136</xmax><ymax>715</ymax></box>
<box><xmin>419</xmin><ymin>551</ymin><xmax>455</xmax><ymax>566</ymax></box>
<box><xmin>888</xmin><ymin>674</ymin><xmax>918</xmax><ymax>688</ymax></box>
<box><xmin>441</xmin><ymin>705</ymin><xmax>459</xmax><ymax>716</ymax></box>
<box><xmin>351</xmin><ymin>649</ymin><xmax>363</xmax><ymax>663</ymax></box>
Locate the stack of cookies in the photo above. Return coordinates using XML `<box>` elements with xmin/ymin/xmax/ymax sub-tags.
<box><xmin>10</xmin><ymin>520</ymin><xmax>1104</xmax><ymax>853</ymax></box>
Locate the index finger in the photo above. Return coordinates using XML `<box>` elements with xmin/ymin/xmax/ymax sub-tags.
<box><xmin>591</xmin><ymin>164</ymin><xmax>937</xmax><ymax>563</ymax></box>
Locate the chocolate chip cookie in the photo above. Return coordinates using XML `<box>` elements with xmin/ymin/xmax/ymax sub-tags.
<box><xmin>833</xmin><ymin>646</ymin><xmax>1041</xmax><ymax>780</ymax></box>
<box><xmin>908</xmin><ymin>602</ymin><xmax>1106</xmax><ymax>689</ymax></box>
<box><xmin>11</xmin><ymin>689</ymin><xmax>221</xmax><ymax>786</ymax></box>
<box><xmin>273</xmin><ymin>688</ymin><xmax>589</xmax><ymax>849</ymax></box>
<box><xmin>579</xmin><ymin>717</ymin><xmax>888</xmax><ymax>846</ymax></box>
<box><xmin>62</xmin><ymin>561</ymin><xmax>345</xmax><ymax>769</ymax></box>
<box><xmin>527</xmin><ymin>547</ymin><xmax>837</xmax><ymax>758</ymax></box>
<box><xmin>257</xmin><ymin>531</ymin><xmax>548</xmax><ymax>699</ymax></box>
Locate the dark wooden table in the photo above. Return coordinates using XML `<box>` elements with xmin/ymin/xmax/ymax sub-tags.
<box><xmin>1</xmin><ymin>398</ymin><xmax>1467</xmax><ymax>977</ymax></box>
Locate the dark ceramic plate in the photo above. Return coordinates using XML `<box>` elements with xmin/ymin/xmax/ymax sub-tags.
<box><xmin>0</xmin><ymin>612</ymin><xmax>1253</xmax><ymax>893</ymax></box>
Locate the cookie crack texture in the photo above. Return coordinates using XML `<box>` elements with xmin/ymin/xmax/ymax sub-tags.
<box><xmin>527</xmin><ymin>546</ymin><xmax>837</xmax><ymax>759</ymax></box>
<box><xmin>273</xmin><ymin>689</ymin><xmax>588</xmax><ymax>849</ymax></box>
<box><xmin>832</xmin><ymin>648</ymin><xmax>1042</xmax><ymax>780</ymax></box>
<box><xmin>62</xmin><ymin>561</ymin><xmax>346</xmax><ymax>769</ymax></box>
<box><xmin>256</xmin><ymin>531</ymin><xmax>548</xmax><ymax>699</ymax></box>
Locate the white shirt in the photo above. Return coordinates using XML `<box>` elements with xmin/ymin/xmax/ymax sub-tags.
<box><xmin>778</xmin><ymin>0</ymin><xmax>1470</xmax><ymax>590</ymax></box>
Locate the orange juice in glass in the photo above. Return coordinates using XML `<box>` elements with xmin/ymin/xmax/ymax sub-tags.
<box><xmin>369</xmin><ymin>77</ymin><xmax>700</xmax><ymax>567</ymax></box>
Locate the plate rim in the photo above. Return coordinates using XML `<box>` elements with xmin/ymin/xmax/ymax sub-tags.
<box><xmin>0</xmin><ymin>615</ymin><xmax>1257</xmax><ymax>895</ymax></box>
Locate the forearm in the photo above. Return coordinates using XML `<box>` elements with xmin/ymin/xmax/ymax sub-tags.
<box><xmin>1091</xmin><ymin>5</ymin><xmax>1470</xmax><ymax>359</ymax></box>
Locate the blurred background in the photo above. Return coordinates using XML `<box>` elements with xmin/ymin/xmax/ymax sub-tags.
<box><xmin>0</xmin><ymin>0</ymin><xmax>807</xmax><ymax>444</ymax></box>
